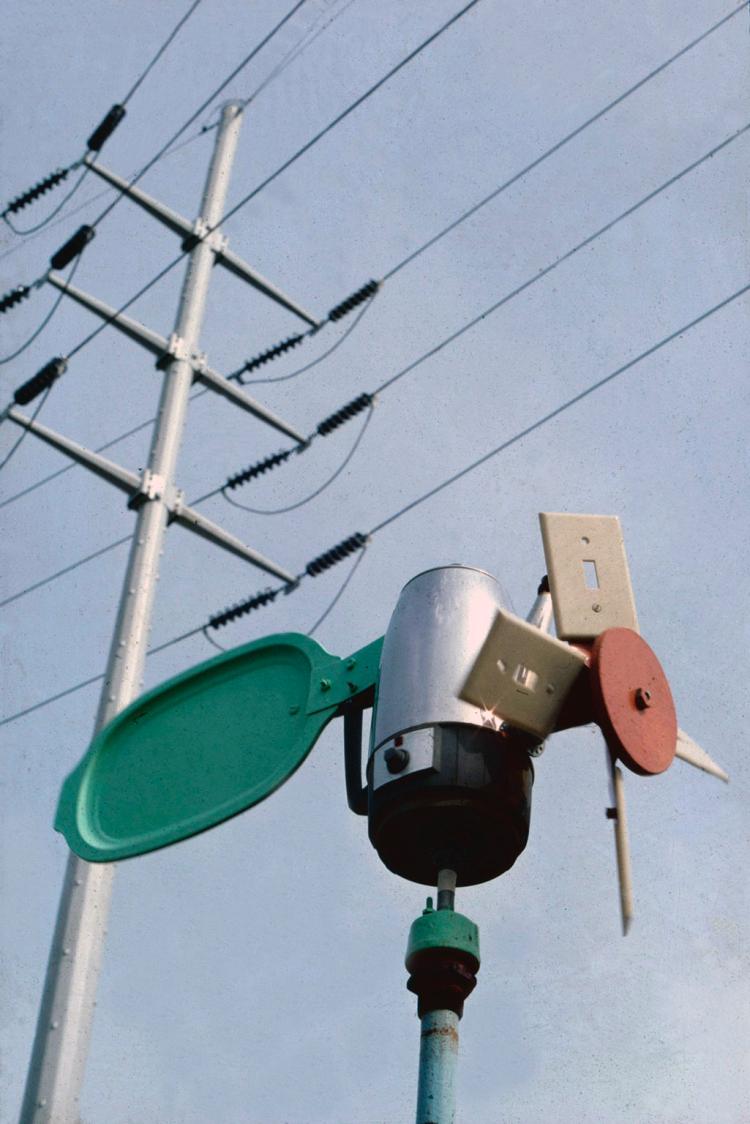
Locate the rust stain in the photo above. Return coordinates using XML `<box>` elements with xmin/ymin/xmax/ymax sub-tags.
<box><xmin>422</xmin><ymin>1025</ymin><xmax>459</xmax><ymax>1045</ymax></box>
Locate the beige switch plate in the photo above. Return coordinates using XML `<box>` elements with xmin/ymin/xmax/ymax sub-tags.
<box><xmin>460</xmin><ymin>608</ymin><xmax>588</xmax><ymax>738</ymax></box>
<box><xmin>539</xmin><ymin>512</ymin><xmax>639</xmax><ymax>640</ymax></box>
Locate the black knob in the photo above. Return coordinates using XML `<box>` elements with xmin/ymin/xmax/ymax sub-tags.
<box><xmin>384</xmin><ymin>745</ymin><xmax>409</xmax><ymax>774</ymax></box>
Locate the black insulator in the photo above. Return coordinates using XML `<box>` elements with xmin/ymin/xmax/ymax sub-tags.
<box><xmin>208</xmin><ymin>587</ymin><xmax>279</xmax><ymax>630</ymax></box>
<box><xmin>225</xmin><ymin>448</ymin><xmax>294</xmax><ymax>491</ymax></box>
<box><xmin>50</xmin><ymin>225</ymin><xmax>96</xmax><ymax>270</ymax></box>
<box><xmin>0</xmin><ymin>285</ymin><xmax>31</xmax><ymax>314</ymax></box>
<box><xmin>305</xmin><ymin>532</ymin><xmax>369</xmax><ymax>578</ymax></box>
<box><xmin>86</xmin><ymin>104</ymin><xmax>126</xmax><ymax>151</ymax></box>
<box><xmin>327</xmin><ymin>279</ymin><xmax>380</xmax><ymax>322</ymax></box>
<box><xmin>3</xmin><ymin>167</ymin><xmax>70</xmax><ymax>217</ymax></box>
<box><xmin>317</xmin><ymin>393</ymin><xmax>373</xmax><ymax>437</ymax></box>
<box><xmin>14</xmin><ymin>357</ymin><xmax>68</xmax><ymax>406</ymax></box>
<box><xmin>240</xmin><ymin>333</ymin><xmax>305</xmax><ymax>377</ymax></box>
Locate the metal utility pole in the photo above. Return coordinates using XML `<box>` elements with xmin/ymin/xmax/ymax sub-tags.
<box><xmin>19</xmin><ymin>101</ymin><xmax>251</xmax><ymax>1124</ymax></box>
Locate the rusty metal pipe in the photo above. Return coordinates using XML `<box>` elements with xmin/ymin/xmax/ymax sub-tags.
<box><xmin>415</xmin><ymin>1008</ymin><xmax>460</xmax><ymax>1124</ymax></box>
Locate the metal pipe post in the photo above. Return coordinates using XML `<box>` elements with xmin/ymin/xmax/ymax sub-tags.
<box><xmin>19</xmin><ymin>102</ymin><xmax>245</xmax><ymax>1124</ymax></box>
<box><xmin>405</xmin><ymin>889</ymin><xmax>480</xmax><ymax>1124</ymax></box>
<box><xmin>415</xmin><ymin>1009</ymin><xmax>460</xmax><ymax>1124</ymax></box>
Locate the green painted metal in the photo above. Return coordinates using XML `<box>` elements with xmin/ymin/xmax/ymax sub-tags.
<box><xmin>405</xmin><ymin>899</ymin><xmax>480</xmax><ymax>963</ymax></box>
<box><xmin>55</xmin><ymin>632</ymin><xmax>383</xmax><ymax>863</ymax></box>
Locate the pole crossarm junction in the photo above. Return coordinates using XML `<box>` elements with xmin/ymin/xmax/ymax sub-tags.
<box><xmin>5</xmin><ymin>407</ymin><xmax>295</xmax><ymax>583</ymax></box>
<box><xmin>83</xmin><ymin>155</ymin><xmax>320</xmax><ymax>327</ymax></box>
<box><xmin>46</xmin><ymin>271</ymin><xmax>307</xmax><ymax>444</ymax></box>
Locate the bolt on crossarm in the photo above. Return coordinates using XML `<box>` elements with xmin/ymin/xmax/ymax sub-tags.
<box><xmin>406</xmin><ymin>870</ymin><xmax>480</xmax><ymax>1124</ymax></box>
<box><xmin>19</xmin><ymin>102</ymin><xmax>246</xmax><ymax>1124</ymax></box>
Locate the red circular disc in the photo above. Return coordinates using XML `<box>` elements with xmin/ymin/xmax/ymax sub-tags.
<box><xmin>590</xmin><ymin>628</ymin><xmax>677</xmax><ymax>776</ymax></box>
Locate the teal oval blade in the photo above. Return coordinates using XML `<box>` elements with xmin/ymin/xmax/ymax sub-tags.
<box><xmin>56</xmin><ymin>633</ymin><xmax>339</xmax><ymax>862</ymax></box>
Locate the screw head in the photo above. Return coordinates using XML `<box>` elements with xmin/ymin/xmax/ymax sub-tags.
<box><xmin>384</xmin><ymin>745</ymin><xmax>409</xmax><ymax>774</ymax></box>
<box><xmin>319</xmin><ymin>678</ymin><xmax>332</xmax><ymax>692</ymax></box>
<box><xmin>634</xmin><ymin>687</ymin><xmax>653</xmax><ymax>710</ymax></box>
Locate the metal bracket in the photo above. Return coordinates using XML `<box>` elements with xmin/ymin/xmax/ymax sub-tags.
<box><xmin>127</xmin><ymin>469</ymin><xmax>167</xmax><ymax>510</ymax></box>
<box><xmin>166</xmin><ymin>333</ymin><xmax>190</xmax><ymax>362</ymax></box>
<box><xmin>190</xmin><ymin>218</ymin><xmax>228</xmax><ymax>255</ymax></box>
<box><xmin>191</xmin><ymin>351</ymin><xmax>208</xmax><ymax>377</ymax></box>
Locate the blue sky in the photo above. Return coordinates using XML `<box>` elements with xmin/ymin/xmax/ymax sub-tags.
<box><xmin>1</xmin><ymin>2</ymin><xmax>748</xmax><ymax>1121</ymax></box>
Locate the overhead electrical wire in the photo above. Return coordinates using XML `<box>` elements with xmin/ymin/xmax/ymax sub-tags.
<box><xmin>2</xmin><ymin>282</ymin><xmax>747</xmax><ymax>729</ymax></box>
<box><xmin>381</xmin><ymin>1</ymin><xmax>746</xmax><ymax>282</ymax></box>
<box><xmin>3</xmin><ymin>166</ymin><xmax>93</xmax><ymax>238</ymax></box>
<box><xmin>0</xmin><ymin>255</ymin><xmax>82</xmax><ymax>472</ymax></box>
<box><xmin>88</xmin><ymin>0</ymin><xmax>308</xmax><ymax>233</ymax></box>
<box><xmin>0</xmin><ymin>1</ymin><xmax>360</xmax><ymax>269</ymax></box>
<box><xmin>2</xmin><ymin>0</ymin><xmax>206</xmax><ymax>238</ymax></box>
<box><xmin>7</xmin><ymin>0</ymin><xmax>482</xmax><ymax>374</ymax></box>
<box><xmin>1</xmin><ymin>124</ymin><xmax>745</xmax><ymax>601</ymax></box>
<box><xmin>367</xmin><ymin>283</ymin><xmax>750</xmax><ymax>535</ymax></box>
<box><xmin>220</xmin><ymin>400</ymin><xmax>375</xmax><ymax>513</ymax></box>
<box><xmin>0</xmin><ymin>129</ymin><xmax>211</xmax><ymax>269</ymax></box>
<box><xmin>119</xmin><ymin>0</ymin><xmax>205</xmax><ymax>108</ymax></box>
<box><xmin>238</xmin><ymin>0</ymin><xmax>361</xmax><ymax>109</ymax></box>
<box><xmin>2</xmin><ymin>2</ymin><xmax>740</xmax><ymax>506</ymax></box>
<box><xmin>0</xmin><ymin>0</ymin><xmax>307</xmax><ymax>360</ymax></box>
<box><xmin>0</xmin><ymin>282</ymin><xmax>66</xmax><ymax>366</ymax></box>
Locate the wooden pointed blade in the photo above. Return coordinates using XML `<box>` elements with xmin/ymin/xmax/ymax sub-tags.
<box><xmin>608</xmin><ymin>762</ymin><xmax>634</xmax><ymax>936</ymax></box>
<box><xmin>539</xmin><ymin>512</ymin><xmax>639</xmax><ymax>640</ymax></box>
<box><xmin>459</xmin><ymin>607</ymin><xmax>587</xmax><ymax>738</ymax></box>
<box><xmin>676</xmin><ymin>727</ymin><xmax>729</xmax><ymax>783</ymax></box>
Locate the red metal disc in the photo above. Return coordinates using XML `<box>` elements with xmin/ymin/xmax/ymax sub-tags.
<box><xmin>590</xmin><ymin>628</ymin><xmax>677</xmax><ymax>775</ymax></box>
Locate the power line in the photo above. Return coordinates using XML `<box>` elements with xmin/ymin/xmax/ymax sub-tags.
<box><xmin>237</xmin><ymin>291</ymin><xmax>376</xmax><ymax>385</ymax></box>
<box><xmin>240</xmin><ymin>0</ymin><xmax>360</xmax><ymax>108</ymax></box>
<box><xmin>89</xmin><ymin>0</ymin><xmax>308</xmax><ymax>233</ymax></box>
<box><xmin>0</xmin><ymin>535</ymin><xmax>130</xmax><ymax>609</ymax></box>
<box><xmin>217</xmin><ymin>0</ymin><xmax>484</xmax><ymax>230</ymax></box>
<box><xmin>2</xmin><ymin>0</ymin><xmax>207</xmax><ymax>238</ymax></box>
<box><xmin>0</xmin><ymin>387</ymin><xmax>51</xmax><ymax>473</ymax></box>
<box><xmin>0</xmin><ymin>128</ymin><xmax>211</xmax><ymax>268</ymax></box>
<box><xmin>3</xmin><ymin>166</ymin><xmax>92</xmax><ymax>238</ymax></box>
<box><xmin>368</xmin><ymin>283</ymin><xmax>750</xmax><ymax>535</ymax></box>
<box><xmin>2</xmin><ymin>283</ymin><xmax>746</xmax><ymax>728</ymax></box>
<box><xmin>306</xmin><ymin>541</ymin><xmax>367</xmax><ymax>636</ymax></box>
<box><xmin>119</xmin><ymin>0</ymin><xmax>205</xmax><ymax>108</ymax></box>
<box><xmin>221</xmin><ymin>401</ymin><xmax>375</xmax><ymax>514</ymax></box>
<box><xmin>0</xmin><ymin>1</ymin><xmax>307</xmax><ymax>367</ymax></box>
<box><xmin>34</xmin><ymin>0</ymin><xmax>485</xmax><ymax>367</ymax></box>
<box><xmin>2</xmin><ymin>4</ymin><xmax>739</xmax><ymax>503</ymax></box>
<box><xmin>0</xmin><ymin>1</ymin><xmax>357</xmax><ymax>266</ymax></box>
<box><xmin>2</xmin><ymin>126</ymin><xmax>744</xmax><ymax>601</ymax></box>
<box><xmin>374</xmin><ymin>124</ymin><xmax>749</xmax><ymax>395</ymax></box>
<box><xmin>381</xmin><ymin>2</ymin><xmax>746</xmax><ymax>282</ymax></box>
<box><xmin>0</xmin><ymin>285</ymin><xmax>67</xmax><ymax>366</ymax></box>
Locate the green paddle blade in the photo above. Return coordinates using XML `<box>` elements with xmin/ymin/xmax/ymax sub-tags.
<box><xmin>55</xmin><ymin>632</ymin><xmax>382</xmax><ymax>862</ymax></box>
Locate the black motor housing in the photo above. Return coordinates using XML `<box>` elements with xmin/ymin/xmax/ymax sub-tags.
<box><xmin>367</xmin><ymin>723</ymin><xmax>534</xmax><ymax>887</ymax></box>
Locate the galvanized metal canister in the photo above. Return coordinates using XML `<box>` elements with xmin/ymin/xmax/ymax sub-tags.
<box><xmin>368</xmin><ymin>565</ymin><xmax>535</xmax><ymax>887</ymax></box>
<box><xmin>371</xmin><ymin>564</ymin><xmax>506</xmax><ymax>752</ymax></box>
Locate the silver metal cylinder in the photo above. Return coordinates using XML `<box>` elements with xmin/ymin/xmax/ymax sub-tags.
<box><xmin>371</xmin><ymin>564</ymin><xmax>508</xmax><ymax>754</ymax></box>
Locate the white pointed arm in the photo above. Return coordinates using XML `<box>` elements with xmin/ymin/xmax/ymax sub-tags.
<box><xmin>676</xmin><ymin>728</ymin><xmax>729</xmax><ymax>783</ymax></box>
<box><xmin>608</xmin><ymin>762</ymin><xmax>634</xmax><ymax>936</ymax></box>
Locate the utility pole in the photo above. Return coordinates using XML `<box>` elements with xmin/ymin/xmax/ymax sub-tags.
<box><xmin>18</xmin><ymin>100</ymin><xmax>311</xmax><ymax>1124</ymax></box>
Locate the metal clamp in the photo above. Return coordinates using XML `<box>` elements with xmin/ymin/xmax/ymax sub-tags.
<box><xmin>191</xmin><ymin>218</ymin><xmax>228</xmax><ymax>255</ymax></box>
<box><xmin>127</xmin><ymin>469</ymin><xmax>166</xmax><ymax>509</ymax></box>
